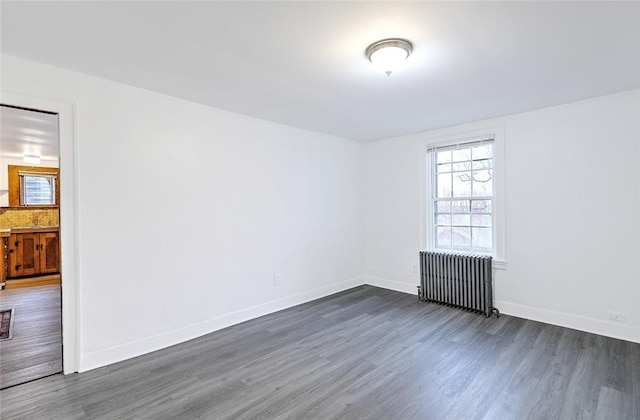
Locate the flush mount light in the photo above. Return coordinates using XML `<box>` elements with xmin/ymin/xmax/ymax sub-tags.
<box><xmin>365</xmin><ymin>38</ymin><xmax>413</xmax><ymax>76</ymax></box>
<box><xmin>23</xmin><ymin>154</ymin><xmax>41</xmax><ymax>164</ymax></box>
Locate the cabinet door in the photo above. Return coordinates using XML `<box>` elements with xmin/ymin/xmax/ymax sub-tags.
<box><xmin>39</xmin><ymin>232</ymin><xmax>60</xmax><ymax>274</ymax></box>
<box><xmin>8</xmin><ymin>233</ymin><xmax>40</xmax><ymax>277</ymax></box>
<box><xmin>1</xmin><ymin>237</ymin><xmax>8</xmax><ymax>284</ymax></box>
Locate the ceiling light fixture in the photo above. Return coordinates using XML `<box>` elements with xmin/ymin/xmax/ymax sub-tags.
<box><xmin>24</xmin><ymin>154</ymin><xmax>41</xmax><ymax>164</ymax></box>
<box><xmin>365</xmin><ymin>38</ymin><xmax>413</xmax><ymax>76</ymax></box>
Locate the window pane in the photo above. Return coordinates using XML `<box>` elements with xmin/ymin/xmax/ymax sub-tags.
<box><xmin>471</xmin><ymin>214</ymin><xmax>492</xmax><ymax>227</ymax></box>
<box><xmin>472</xmin><ymin>170</ymin><xmax>492</xmax><ymax>196</ymax></box>
<box><xmin>452</xmin><ymin>172</ymin><xmax>472</xmax><ymax>197</ymax></box>
<box><xmin>472</xmin><ymin>159</ymin><xmax>492</xmax><ymax>170</ymax></box>
<box><xmin>451</xmin><ymin>200</ymin><xmax>469</xmax><ymax>213</ymax></box>
<box><xmin>436</xmin><ymin>227</ymin><xmax>451</xmax><ymax>248</ymax></box>
<box><xmin>436</xmin><ymin>201</ymin><xmax>451</xmax><ymax>213</ymax></box>
<box><xmin>472</xmin><ymin>169</ymin><xmax>492</xmax><ymax>183</ymax></box>
<box><xmin>452</xmin><ymin>227</ymin><xmax>471</xmax><ymax>249</ymax></box>
<box><xmin>452</xmin><ymin>214</ymin><xmax>470</xmax><ymax>226</ymax></box>
<box><xmin>437</xmin><ymin>163</ymin><xmax>452</xmax><ymax>173</ymax></box>
<box><xmin>23</xmin><ymin>176</ymin><xmax>55</xmax><ymax>205</ymax></box>
<box><xmin>437</xmin><ymin>173</ymin><xmax>452</xmax><ymax>198</ymax></box>
<box><xmin>436</xmin><ymin>214</ymin><xmax>451</xmax><ymax>226</ymax></box>
<box><xmin>472</xmin><ymin>144</ymin><xmax>492</xmax><ymax>160</ymax></box>
<box><xmin>452</xmin><ymin>148</ymin><xmax>471</xmax><ymax>162</ymax></box>
<box><xmin>452</xmin><ymin>161</ymin><xmax>471</xmax><ymax>172</ymax></box>
<box><xmin>472</xmin><ymin>227</ymin><xmax>492</xmax><ymax>250</ymax></box>
<box><xmin>436</xmin><ymin>150</ymin><xmax>452</xmax><ymax>164</ymax></box>
<box><xmin>471</xmin><ymin>199</ymin><xmax>491</xmax><ymax>213</ymax></box>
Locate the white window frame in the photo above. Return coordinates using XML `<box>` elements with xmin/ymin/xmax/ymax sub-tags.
<box><xmin>421</xmin><ymin>126</ymin><xmax>507</xmax><ymax>269</ymax></box>
<box><xmin>429</xmin><ymin>138</ymin><xmax>494</xmax><ymax>254</ymax></box>
<box><xmin>19</xmin><ymin>170</ymin><xmax>58</xmax><ymax>206</ymax></box>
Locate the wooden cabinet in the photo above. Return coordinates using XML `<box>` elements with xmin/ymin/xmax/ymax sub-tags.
<box><xmin>8</xmin><ymin>229</ymin><xmax>60</xmax><ymax>278</ymax></box>
<box><xmin>10</xmin><ymin>232</ymin><xmax>39</xmax><ymax>277</ymax></box>
<box><xmin>0</xmin><ymin>230</ymin><xmax>9</xmax><ymax>287</ymax></box>
<box><xmin>39</xmin><ymin>232</ymin><xmax>60</xmax><ymax>274</ymax></box>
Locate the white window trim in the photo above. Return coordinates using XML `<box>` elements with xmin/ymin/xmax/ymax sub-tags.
<box><xmin>420</xmin><ymin>126</ymin><xmax>507</xmax><ymax>270</ymax></box>
<box><xmin>19</xmin><ymin>171</ymin><xmax>59</xmax><ymax>206</ymax></box>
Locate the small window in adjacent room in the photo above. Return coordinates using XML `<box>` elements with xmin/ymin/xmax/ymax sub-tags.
<box><xmin>7</xmin><ymin>165</ymin><xmax>60</xmax><ymax>207</ymax></box>
<box><xmin>20</xmin><ymin>172</ymin><xmax>57</xmax><ymax>205</ymax></box>
<box><xmin>429</xmin><ymin>139</ymin><xmax>494</xmax><ymax>254</ymax></box>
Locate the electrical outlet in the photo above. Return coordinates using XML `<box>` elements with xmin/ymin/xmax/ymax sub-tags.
<box><xmin>273</xmin><ymin>274</ymin><xmax>281</xmax><ymax>287</ymax></box>
<box><xmin>608</xmin><ymin>311</ymin><xmax>626</xmax><ymax>322</ymax></box>
<box><xmin>412</xmin><ymin>265</ymin><xmax>417</xmax><ymax>273</ymax></box>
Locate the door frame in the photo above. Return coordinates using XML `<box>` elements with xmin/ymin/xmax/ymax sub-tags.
<box><xmin>1</xmin><ymin>90</ymin><xmax>80</xmax><ymax>374</ymax></box>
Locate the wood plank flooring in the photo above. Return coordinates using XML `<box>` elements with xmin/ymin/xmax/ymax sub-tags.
<box><xmin>1</xmin><ymin>285</ymin><xmax>638</xmax><ymax>419</ymax></box>
<box><xmin>4</xmin><ymin>274</ymin><xmax>62</xmax><ymax>290</ymax></box>
<box><xmin>0</xmin><ymin>285</ymin><xmax>62</xmax><ymax>389</ymax></box>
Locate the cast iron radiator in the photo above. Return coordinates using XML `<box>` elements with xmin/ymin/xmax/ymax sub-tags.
<box><xmin>418</xmin><ymin>251</ymin><xmax>499</xmax><ymax>318</ymax></box>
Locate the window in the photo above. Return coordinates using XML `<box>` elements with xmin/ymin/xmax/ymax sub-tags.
<box><xmin>429</xmin><ymin>139</ymin><xmax>494</xmax><ymax>254</ymax></box>
<box><xmin>20</xmin><ymin>172</ymin><xmax>57</xmax><ymax>205</ymax></box>
<box><xmin>7</xmin><ymin>165</ymin><xmax>60</xmax><ymax>207</ymax></box>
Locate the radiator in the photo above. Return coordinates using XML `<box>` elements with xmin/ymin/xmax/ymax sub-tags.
<box><xmin>418</xmin><ymin>251</ymin><xmax>499</xmax><ymax>318</ymax></box>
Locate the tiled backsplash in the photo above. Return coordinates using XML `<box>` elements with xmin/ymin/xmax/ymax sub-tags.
<box><xmin>0</xmin><ymin>207</ymin><xmax>60</xmax><ymax>229</ymax></box>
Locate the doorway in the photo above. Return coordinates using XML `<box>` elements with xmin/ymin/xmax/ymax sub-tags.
<box><xmin>0</xmin><ymin>104</ymin><xmax>62</xmax><ymax>388</ymax></box>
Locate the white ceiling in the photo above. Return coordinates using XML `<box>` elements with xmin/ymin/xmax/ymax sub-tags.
<box><xmin>1</xmin><ymin>1</ymin><xmax>639</xmax><ymax>142</ymax></box>
<box><xmin>0</xmin><ymin>105</ymin><xmax>59</xmax><ymax>163</ymax></box>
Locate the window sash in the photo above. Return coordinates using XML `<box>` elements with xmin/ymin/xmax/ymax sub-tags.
<box><xmin>429</xmin><ymin>139</ymin><xmax>494</xmax><ymax>254</ymax></box>
<box><xmin>20</xmin><ymin>174</ymin><xmax>57</xmax><ymax>205</ymax></box>
<box><xmin>433</xmin><ymin>197</ymin><xmax>494</xmax><ymax>253</ymax></box>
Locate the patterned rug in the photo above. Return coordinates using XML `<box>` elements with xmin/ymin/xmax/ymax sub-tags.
<box><xmin>0</xmin><ymin>308</ymin><xmax>15</xmax><ymax>340</ymax></box>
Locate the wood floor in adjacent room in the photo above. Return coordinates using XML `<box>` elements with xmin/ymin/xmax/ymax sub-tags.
<box><xmin>1</xmin><ymin>285</ymin><xmax>638</xmax><ymax>419</ymax></box>
<box><xmin>0</xmin><ymin>285</ymin><xmax>62</xmax><ymax>389</ymax></box>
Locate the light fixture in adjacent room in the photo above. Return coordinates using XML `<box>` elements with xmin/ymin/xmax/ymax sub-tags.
<box><xmin>365</xmin><ymin>38</ymin><xmax>413</xmax><ymax>76</ymax></box>
<box><xmin>23</xmin><ymin>154</ymin><xmax>41</xmax><ymax>164</ymax></box>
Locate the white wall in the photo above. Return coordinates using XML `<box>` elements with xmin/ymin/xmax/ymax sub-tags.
<box><xmin>3</xmin><ymin>53</ymin><xmax>638</xmax><ymax>376</ymax></box>
<box><xmin>1</xmin><ymin>55</ymin><xmax>364</xmax><ymax>370</ymax></box>
<box><xmin>364</xmin><ymin>89</ymin><xmax>640</xmax><ymax>343</ymax></box>
<box><xmin>0</xmin><ymin>157</ymin><xmax>22</xmax><ymax>207</ymax></box>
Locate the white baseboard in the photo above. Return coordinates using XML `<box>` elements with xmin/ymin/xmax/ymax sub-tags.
<box><xmin>80</xmin><ymin>275</ymin><xmax>639</xmax><ymax>372</ymax></box>
<box><xmin>80</xmin><ymin>276</ymin><xmax>365</xmax><ymax>372</ymax></box>
<box><xmin>364</xmin><ymin>275</ymin><xmax>640</xmax><ymax>344</ymax></box>
<box><xmin>364</xmin><ymin>276</ymin><xmax>418</xmax><ymax>296</ymax></box>
<box><xmin>496</xmin><ymin>300</ymin><xmax>640</xmax><ymax>344</ymax></box>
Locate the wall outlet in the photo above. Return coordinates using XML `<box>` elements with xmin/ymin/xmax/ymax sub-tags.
<box><xmin>273</xmin><ymin>274</ymin><xmax>281</xmax><ymax>287</ymax></box>
<box><xmin>412</xmin><ymin>265</ymin><xmax>417</xmax><ymax>273</ymax></box>
<box><xmin>608</xmin><ymin>311</ymin><xmax>626</xmax><ymax>322</ymax></box>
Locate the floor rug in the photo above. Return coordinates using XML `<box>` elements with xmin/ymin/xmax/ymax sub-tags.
<box><xmin>0</xmin><ymin>308</ymin><xmax>15</xmax><ymax>340</ymax></box>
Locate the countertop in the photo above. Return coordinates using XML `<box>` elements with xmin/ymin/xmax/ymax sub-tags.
<box><xmin>6</xmin><ymin>226</ymin><xmax>60</xmax><ymax>234</ymax></box>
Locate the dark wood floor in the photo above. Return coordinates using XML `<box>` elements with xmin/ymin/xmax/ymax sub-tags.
<box><xmin>1</xmin><ymin>285</ymin><xmax>638</xmax><ymax>419</ymax></box>
<box><xmin>0</xmin><ymin>285</ymin><xmax>62</xmax><ymax>389</ymax></box>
